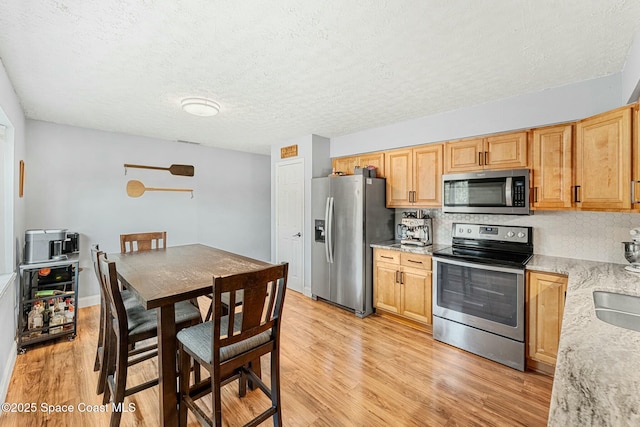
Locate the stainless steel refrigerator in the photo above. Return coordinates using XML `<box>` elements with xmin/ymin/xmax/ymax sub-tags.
<box><xmin>311</xmin><ymin>175</ymin><xmax>394</xmax><ymax>317</ymax></box>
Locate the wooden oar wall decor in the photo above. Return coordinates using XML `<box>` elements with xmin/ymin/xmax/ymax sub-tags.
<box><xmin>124</xmin><ymin>163</ymin><xmax>195</xmax><ymax>176</ymax></box>
<box><xmin>124</xmin><ymin>163</ymin><xmax>195</xmax><ymax>198</ymax></box>
<box><xmin>126</xmin><ymin>180</ymin><xmax>194</xmax><ymax>198</ymax></box>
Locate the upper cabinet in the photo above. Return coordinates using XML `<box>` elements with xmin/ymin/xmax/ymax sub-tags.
<box><xmin>332</xmin><ymin>152</ymin><xmax>385</xmax><ymax>177</ymax></box>
<box><xmin>444</xmin><ymin>131</ymin><xmax>529</xmax><ymax>173</ymax></box>
<box><xmin>531</xmin><ymin>124</ymin><xmax>573</xmax><ymax>210</ymax></box>
<box><xmin>574</xmin><ymin>106</ymin><xmax>633</xmax><ymax>211</ymax></box>
<box><xmin>385</xmin><ymin>144</ymin><xmax>443</xmax><ymax>208</ymax></box>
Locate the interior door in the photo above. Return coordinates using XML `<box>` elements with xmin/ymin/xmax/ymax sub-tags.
<box><xmin>275</xmin><ymin>159</ymin><xmax>304</xmax><ymax>293</ymax></box>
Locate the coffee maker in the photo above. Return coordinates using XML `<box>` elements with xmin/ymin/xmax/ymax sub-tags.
<box><xmin>24</xmin><ymin>229</ymin><xmax>80</xmax><ymax>264</ymax></box>
<box><xmin>397</xmin><ymin>211</ymin><xmax>433</xmax><ymax>246</ymax></box>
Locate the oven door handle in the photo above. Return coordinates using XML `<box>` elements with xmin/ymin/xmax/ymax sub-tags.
<box><xmin>431</xmin><ymin>255</ymin><xmax>526</xmax><ymax>275</ymax></box>
<box><xmin>505</xmin><ymin>177</ymin><xmax>513</xmax><ymax>207</ymax></box>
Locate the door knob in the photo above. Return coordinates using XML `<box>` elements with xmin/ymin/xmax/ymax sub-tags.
<box><xmin>293</xmin><ymin>232</ymin><xmax>302</xmax><ymax>237</ymax></box>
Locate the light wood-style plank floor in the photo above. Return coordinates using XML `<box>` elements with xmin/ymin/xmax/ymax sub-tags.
<box><xmin>2</xmin><ymin>292</ymin><xmax>553</xmax><ymax>426</ymax></box>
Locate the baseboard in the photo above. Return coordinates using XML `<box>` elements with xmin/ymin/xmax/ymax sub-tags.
<box><xmin>78</xmin><ymin>294</ymin><xmax>100</xmax><ymax>308</ymax></box>
<box><xmin>0</xmin><ymin>340</ymin><xmax>17</xmax><ymax>407</ymax></box>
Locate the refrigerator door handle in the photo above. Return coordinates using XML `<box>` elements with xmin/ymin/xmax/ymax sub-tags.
<box><xmin>327</xmin><ymin>196</ymin><xmax>335</xmax><ymax>263</ymax></box>
<box><xmin>324</xmin><ymin>197</ymin><xmax>331</xmax><ymax>263</ymax></box>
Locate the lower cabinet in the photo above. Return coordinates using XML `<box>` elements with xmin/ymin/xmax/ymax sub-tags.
<box><xmin>526</xmin><ymin>270</ymin><xmax>568</xmax><ymax>375</ymax></box>
<box><xmin>373</xmin><ymin>249</ymin><xmax>432</xmax><ymax>329</ymax></box>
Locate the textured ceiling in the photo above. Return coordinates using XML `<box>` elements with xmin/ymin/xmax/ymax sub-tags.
<box><xmin>1</xmin><ymin>1</ymin><xmax>640</xmax><ymax>155</ymax></box>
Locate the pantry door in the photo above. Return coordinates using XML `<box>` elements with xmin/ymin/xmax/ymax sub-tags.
<box><xmin>275</xmin><ymin>158</ymin><xmax>304</xmax><ymax>293</ymax></box>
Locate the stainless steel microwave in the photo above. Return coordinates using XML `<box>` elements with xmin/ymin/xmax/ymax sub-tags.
<box><xmin>442</xmin><ymin>169</ymin><xmax>530</xmax><ymax>215</ymax></box>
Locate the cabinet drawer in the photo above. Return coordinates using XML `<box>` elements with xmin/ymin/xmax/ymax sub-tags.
<box><xmin>375</xmin><ymin>249</ymin><xmax>400</xmax><ymax>264</ymax></box>
<box><xmin>400</xmin><ymin>253</ymin><xmax>432</xmax><ymax>270</ymax></box>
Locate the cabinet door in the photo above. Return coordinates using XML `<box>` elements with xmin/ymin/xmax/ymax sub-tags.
<box><xmin>413</xmin><ymin>144</ymin><xmax>443</xmax><ymax>207</ymax></box>
<box><xmin>532</xmin><ymin>125</ymin><xmax>573</xmax><ymax>209</ymax></box>
<box><xmin>484</xmin><ymin>131</ymin><xmax>529</xmax><ymax>170</ymax></box>
<box><xmin>332</xmin><ymin>156</ymin><xmax>358</xmax><ymax>175</ymax></box>
<box><xmin>575</xmin><ymin>107</ymin><xmax>632</xmax><ymax>210</ymax></box>
<box><xmin>399</xmin><ymin>266</ymin><xmax>432</xmax><ymax>325</ymax></box>
<box><xmin>385</xmin><ymin>149</ymin><xmax>413</xmax><ymax>207</ymax></box>
<box><xmin>527</xmin><ymin>271</ymin><xmax>567</xmax><ymax>367</ymax></box>
<box><xmin>444</xmin><ymin>138</ymin><xmax>484</xmax><ymax>173</ymax></box>
<box><xmin>358</xmin><ymin>152</ymin><xmax>385</xmax><ymax>177</ymax></box>
<box><xmin>373</xmin><ymin>262</ymin><xmax>400</xmax><ymax>313</ymax></box>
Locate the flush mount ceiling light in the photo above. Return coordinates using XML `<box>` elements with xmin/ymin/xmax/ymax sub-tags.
<box><xmin>181</xmin><ymin>97</ymin><xmax>220</xmax><ymax>117</ymax></box>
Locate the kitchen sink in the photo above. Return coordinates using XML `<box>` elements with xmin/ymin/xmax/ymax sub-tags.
<box><xmin>593</xmin><ymin>291</ymin><xmax>640</xmax><ymax>333</ymax></box>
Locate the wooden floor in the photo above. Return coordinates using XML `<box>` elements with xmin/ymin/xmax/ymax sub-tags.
<box><xmin>2</xmin><ymin>292</ymin><xmax>553</xmax><ymax>426</ymax></box>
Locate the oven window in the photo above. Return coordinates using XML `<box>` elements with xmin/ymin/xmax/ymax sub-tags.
<box><xmin>436</xmin><ymin>262</ymin><xmax>518</xmax><ymax>327</ymax></box>
<box><xmin>444</xmin><ymin>178</ymin><xmax>506</xmax><ymax>206</ymax></box>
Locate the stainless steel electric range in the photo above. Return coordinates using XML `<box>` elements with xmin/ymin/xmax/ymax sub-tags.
<box><xmin>431</xmin><ymin>223</ymin><xmax>533</xmax><ymax>371</ymax></box>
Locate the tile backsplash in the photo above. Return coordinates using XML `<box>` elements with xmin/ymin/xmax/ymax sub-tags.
<box><xmin>396</xmin><ymin>209</ymin><xmax>640</xmax><ymax>265</ymax></box>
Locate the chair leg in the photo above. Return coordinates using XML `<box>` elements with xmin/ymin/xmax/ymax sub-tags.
<box><xmin>204</xmin><ymin>301</ymin><xmax>213</xmax><ymax>322</ymax></box>
<box><xmin>109</xmin><ymin>341</ymin><xmax>128</xmax><ymax>427</ymax></box>
<box><xmin>102</xmin><ymin>330</ymin><xmax>117</xmax><ymax>404</ymax></box>
<box><xmin>178</xmin><ymin>345</ymin><xmax>191</xmax><ymax>427</ymax></box>
<box><xmin>96</xmin><ymin>319</ymin><xmax>112</xmax><ymax>395</ymax></box>
<box><xmin>212</xmin><ymin>369</ymin><xmax>223</xmax><ymax>427</ymax></box>
<box><xmin>238</xmin><ymin>368</ymin><xmax>247</xmax><ymax>398</ymax></box>
<box><xmin>94</xmin><ymin>302</ymin><xmax>105</xmax><ymax>372</ymax></box>
<box><xmin>270</xmin><ymin>350</ymin><xmax>282</xmax><ymax>427</ymax></box>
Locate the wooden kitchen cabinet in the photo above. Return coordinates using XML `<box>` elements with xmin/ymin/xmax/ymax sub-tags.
<box><xmin>574</xmin><ymin>105</ymin><xmax>633</xmax><ymax>210</ymax></box>
<box><xmin>633</xmin><ymin>103</ymin><xmax>640</xmax><ymax>209</ymax></box>
<box><xmin>332</xmin><ymin>152</ymin><xmax>385</xmax><ymax>177</ymax></box>
<box><xmin>384</xmin><ymin>143</ymin><xmax>443</xmax><ymax>208</ymax></box>
<box><xmin>444</xmin><ymin>131</ymin><xmax>528</xmax><ymax>173</ymax></box>
<box><xmin>373</xmin><ymin>249</ymin><xmax>432</xmax><ymax>330</ymax></box>
<box><xmin>531</xmin><ymin>124</ymin><xmax>573</xmax><ymax>209</ymax></box>
<box><xmin>526</xmin><ymin>271</ymin><xmax>568</xmax><ymax>375</ymax></box>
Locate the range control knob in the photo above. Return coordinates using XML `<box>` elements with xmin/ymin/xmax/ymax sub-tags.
<box><xmin>506</xmin><ymin>231</ymin><xmax>515</xmax><ymax>238</ymax></box>
<box><xmin>458</xmin><ymin>228</ymin><xmax>464</xmax><ymax>233</ymax></box>
<box><xmin>467</xmin><ymin>228</ymin><xmax>472</xmax><ymax>233</ymax></box>
<box><xmin>518</xmin><ymin>232</ymin><xmax>526</xmax><ymax>238</ymax></box>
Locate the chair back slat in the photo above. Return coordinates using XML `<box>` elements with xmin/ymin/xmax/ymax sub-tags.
<box><xmin>211</xmin><ymin>263</ymin><xmax>288</xmax><ymax>357</ymax></box>
<box><xmin>120</xmin><ymin>231</ymin><xmax>166</xmax><ymax>253</ymax></box>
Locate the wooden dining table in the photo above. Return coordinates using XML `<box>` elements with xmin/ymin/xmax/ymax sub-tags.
<box><xmin>108</xmin><ymin>243</ymin><xmax>271</xmax><ymax>426</ymax></box>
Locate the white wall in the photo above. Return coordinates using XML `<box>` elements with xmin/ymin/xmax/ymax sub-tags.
<box><xmin>331</xmin><ymin>74</ymin><xmax>623</xmax><ymax>157</ymax></box>
<box><xmin>622</xmin><ymin>29</ymin><xmax>640</xmax><ymax>103</ymax></box>
<box><xmin>270</xmin><ymin>135</ymin><xmax>331</xmax><ymax>295</ymax></box>
<box><xmin>0</xmin><ymin>59</ymin><xmax>26</xmax><ymax>406</ymax></box>
<box><xmin>25</xmin><ymin>120</ymin><xmax>271</xmax><ymax>306</ymax></box>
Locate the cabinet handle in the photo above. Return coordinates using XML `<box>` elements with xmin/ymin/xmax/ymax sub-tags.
<box><xmin>478</xmin><ymin>152</ymin><xmax>483</xmax><ymax>166</ymax></box>
<box><xmin>407</xmin><ymin>259</ymin><xmax>423</xmax><ymax>264</ymax></box>
<box><xmin>574</xmin><ymin>185</ymin><xmax>581</xmax><ymax>203</ymax></box>
<box><xmin>380</xmin><ymin>255</ymin><xmax>393</xmax><ymax>260</ymax></box>
<box><xmin>484</xmin><ymin>151</ymin><xmax>488</xmax><ymax>165</ymax></box>
<box><xmin>407</xmin><ymin>191</ymin><xmax>412</xmax><ymax>203</ymax></box>
<box><xmin>534</xmin><ymin>187</ymin><xmax>538</xmax><ymax>203</ymax></box>
<box><xmin>632</xmin><ymin>181</ymin><xmax>640</xmax><ymax>204</ymax></box>
<box><xmin>412</xmin><ymin>191</ymin><xmax>416</xmax><ymax>203</ymax></box>
<box><xmin>395</xmin><ymin>271</ymin><xmax>400</xmax><ymax>283</ymax></box>
<box><xmin>399</xmin><ymin>272</ymin><xmax>404</xmax><ymax>284</ymax></box>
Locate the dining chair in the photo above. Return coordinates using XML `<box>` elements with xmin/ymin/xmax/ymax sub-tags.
<box><xmin>119</xmin><ymin>231</ymin><xmax>166</xmax><ymax>253</ymax></box>
<box><xmin>177</xmin><ymin>262</ymin><xmax>289</xmax><ymax>427</ymax></box>
<box><xmin>98</xmin><ymin>253</ymin><xmax>203</xmax><ymax>427</ymax></box>
<box><xmin>91</xmin><ymin>244</ymin><xmax>141</xmax><ymax>395</ymax></box>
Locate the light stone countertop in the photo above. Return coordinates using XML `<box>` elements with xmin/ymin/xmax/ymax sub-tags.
<box><xmin>527</xmin><ymin>254</ymin><xmax>640</xmax><ymax>427</ymax></box>
<box><xmin>370</xmin><ymin>240</ymin><xmax>450</xmax><ymax>255</ymax></box>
